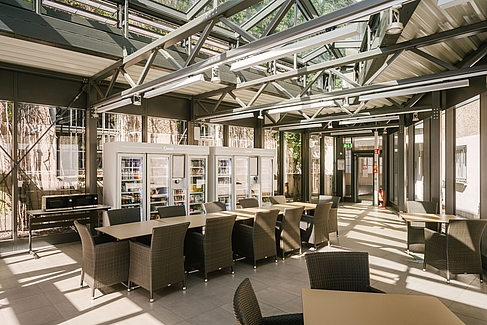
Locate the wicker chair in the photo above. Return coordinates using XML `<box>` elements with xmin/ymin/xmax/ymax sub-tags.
<box><xmin>405</xmin><ymin>200</ymin><xmax>438</xmax><ymax>253</ymax></box>
<box><xmin>74</xmin><ymin>220</ymin><xmax>130</xmax><ymax>299</ymax></box>
<box><xmin>158</xmin><ymin>205</ymin><xmax>186</xmax><ymax>218</ymax></box>
<box><xmin>300</xmin><ymin>202</ymin><xmax>332</xmax><ymax>249</ymax></box>
<box><xmin>204</xmin><ymin>201</ymin><xmax>227</xmax><ymax>213</ymax></box>
<box><xmin>185</xmin><ymin>215</ymin><xmax>236</xmax><ymax>281</ymax></box>
<box><xmin>305</xmin><ymin>251</ymin><xmax>384</xmax><ymax>293</ymax></box>
<box><xmin>239</xmin><ymin>198</ymin><xmax>259</xmax><ymax>208</ymax></box>
<box><xmin>128</xmin><ymin>222</ymin><xmax>190</xmax><ymax>302</ymax></box>
<box><xmin>276</xmin><ymin>206</ymin><xmax>304</xmax><ymax>259</ymax></box>
<box><xmin>233</xmin><ymin>209</ymin><xmax>280</xmax><ymax>268</ymax></box>
<box><xmin>233</xmin><ymin>278</ymin><xmax>304</xmax><ymax>325</ymax></box>
<box><xmin>328</xmin><ymin>196</ymin><xmax>341</xmax><ymax>236</ymax></box>
<box><xmin>423</xmin><ymin>219</ymin><xmax>487</xmax><ymax>283</ymax></box>
<box><xmin>270</xmin><ymin>195</ymin><xmax>286</xmax><ymax>204</ymax></box>
<box><xmin>107</xmin><ymin>207</ymin><xmax>140</xmax><ymax>225</ymax></box>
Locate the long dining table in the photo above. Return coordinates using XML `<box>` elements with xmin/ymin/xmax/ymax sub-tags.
<box><xmin>95</xmin><ymin>202</ymin><xmax>317</xmax><ymax>240</ymax></box>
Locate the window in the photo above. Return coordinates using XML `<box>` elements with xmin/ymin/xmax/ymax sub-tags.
<box><xmin>455</xmin><ymin>145</ymin><xmax>467</xmax><ymax>183</ymax></box>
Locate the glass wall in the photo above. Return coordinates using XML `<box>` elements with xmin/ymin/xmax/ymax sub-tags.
<box><xmin>264</xmin><ymin>129</ymin><xmax>279</xmax><ymax>195</ymax></box>
<box><xmin>310</xmin><ymin>134</ymin><xmax>320</xmax><ymax>197</ymax></box>
<box><xmin>455</xmin><ymin>97</ymin><xmax>480</xmax><ymax>219</ymax></box>
<box><xmin>0</xmin><ymin>101</ymin><xmax>13</xmax><ymax>240</ymax></box>
<box><xmin>198</xmin><ymin>123</ymin><xmax>223</xmax><ymax>146</ymax></box>
<box><xmin>284</xmin><ymin>132</ymin><xmax>302</xmax><ymax>201</ymax></box>
<box><xmin>148</xmin><ymin>117</ymin><xmax>187</xmax><ymax>144</ymax></box>
<box><xmin>229</xmin><ymin>126</ymin><xmax>254</xmax><ymax>148</ymax></box>
<box><xmin>323</xmin><ymin>136</ymin><xmax>334</xmax><ymax>196</ymax></box>
<box><xmin>414</xmin><ymin>122</ymin><xmax>424</xmax><ymax>200</ymax></box>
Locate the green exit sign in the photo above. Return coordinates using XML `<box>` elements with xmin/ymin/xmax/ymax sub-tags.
<box><xmin>343</xmin><ymin>143</ymin><xmax>352</xmax><ymax>149</ymax></box>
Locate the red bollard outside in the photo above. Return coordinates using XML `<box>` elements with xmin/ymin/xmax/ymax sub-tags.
<box><xmin>378</xmin><ymin>188</ymin><xmax>386</xmax><ymax>209</ymax></box>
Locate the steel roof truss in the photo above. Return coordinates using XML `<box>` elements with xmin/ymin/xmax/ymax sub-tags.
<box><xmin>459</xmin><ymin>41</ymin><xmax>487</xmax><ymax>68</ymax></box>
<box><xmin>185</xmin><ymin>20</ymin><xmax>216</xmax><ymax>67</ymax></box>
<box><xmin>331</xmin><ymin>68</ymin><xmax>359</xmax><ymax>88</ymax></box>
<box><xmin>158</xmin><ymin>49</ymin><xmax>182</xmax><ymax>70</ymax></box>
<box><xmin>219</xmin><ymin>17</ymin><xmax>257</xmax><ymax>42</ymax></box>
<box><xmin>262</xmin><ymin>0</ymin><xmax>295</xmax><ymax>37</ymax></box>
<box><xmin>105</xmin><ymin>68</ymin><xmax>119</xmax><ymax>98</ymax></box>
<box><xmin>272</xmin><ymin>82</ymin><xmax>295</xmax><ymax>99</ymax></box>
<box><xmin>187</xmin><ymin>0</ymin><xmax>213</xmax><ymax>20</ymax></box>
<box><xmin>410</xmin><ymin>48</ymin><xmax>457</xmax><ymax>71</ymax></box>
<box><xmin>229</xmin><ymin>91</ymin><xmax>247</xmax><ymax>108</ymax></box>
<box><xmin>240</xmin><ymin>0</ymin><xmax>288</xmax><ymax>32</ymax></box>
<box><xmin>299</xmin><ymin>70</ymin><xmax>325</xmax><ymax>97</ymax></box>
<box><xmin>137</xmin><ymin>50</ymin><xmax>157</xmax><ymax>85</ymax></box>
<box><xmin>364</xmin><ymin>49</ymin><xmax>403</xmax><ymax>85</ymax></box>
<box><xmin>120</xmin><ymin>67</ymin><xmax>137</xmax><ymax>88</ymax></box>
<box><xmin>296</xmin><ymin>0</ymin><xmax>319</xmax><ymax>20</ymax></box>
<box><xmin>248</xmin><ymin>82</ymin><xmax>269</xmax><ymax>107</ymax></box>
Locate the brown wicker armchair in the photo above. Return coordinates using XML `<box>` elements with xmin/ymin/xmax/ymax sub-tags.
<box><xmin>300</xmin><ymin>202</ymin><xmax>332</xmax><ymax>249</ymax></box>
<box><xmin>158</xmin><ymin>205</ymin><xmax>186</xmax><ymax>218</ymax></box>
<box><xmin>204</xmin><ymin>201</ymin><xmax>227</xmax><ymax>213</ymax></box>
<box><xmin>185</xmin><ymin>215</ymin><xmax>236</xmax><ymax>281</ymax></box>
<box><xmin>270</xmin><ymin>195</ymin><xmax>286</xmax><ymax>204</ymax></box>
<box><xmin>328</xmin><ymin>196</ymin><xmax>341</xmax><ymax>237</ymax></box>
<box><xmin>74</xmin><ymin>220</ymin><xmax>130</xmax><ymax>299</ymax></box>
<box><xmin>405</xmin><ymin>200</ymin><xmax>439</xmax><ymax>253</ymax></box>
<box><xmin>276</xmin><ymin>206</ymin><xmax>304</xmax><ymax>259</ymax></box>
<box><xmin>239</xmin><ymin>198</ymin><xmax>259</xmax><ymax>208</ymax></box>
<box><xmin>233</xmin><ymin>209</ymin><xmax>280</xmax><ymax>268</ymax></box>
<box><xmin>128</xmin><ymin>222</ymin><xmax>190</xmax><ymax>302</ymax></box>
<box><xmin>305</xmin><ymin>251</ymin><xmax>384</xmax><ymax>293</ymax></box>
<box><xmin>233</xmin><ymin>278</ymin><xmax>304</xmax><ymax>325</ymax></box>
<box><xmin>423</xmin><ymin>219</ymin><xmax>487</xmax><ymax>283</ymax></box>
<box><xmin>107</xmin><ymin>207</ymin><xmax>140</xmax><ymax>225</ymax></box>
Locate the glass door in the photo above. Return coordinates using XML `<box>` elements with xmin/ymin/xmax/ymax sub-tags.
<box><xmin>217</xmin><ymin>157</ymin><xmax>232</xmax><ymax>210</ymax></box>
<box><xmin>148</xmin><ymin>155</ymin><xmax>170</xmax><ymax>220</ymax></box>
<box><xmin>235</xmin><ymin>156</ymin><xmax>249</xmax><ymax>207</ymax></box>
<box><xmin>261</xmin><ymin>157</ymin><xmax>273</xmax><ymax>205</ymax></box>
<box><xmin>120</xmin><ymin>154</ymin><xmax>144</xmax><ymax>213</ymax></box>
<box><xmin>189</xmin><ymin>157</ymin><xmax>206</xmax><ymax>214</ymax></box>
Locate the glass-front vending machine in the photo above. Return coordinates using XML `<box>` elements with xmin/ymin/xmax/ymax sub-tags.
<box><xmin>147</xmin><ymin>155</ymin><xmax>170</xmax><ymax>219</ymax></box>
<box><xmin>216</xmin><ymin>157</ymin><xmax>232</xmax><ymax>210</ymax></box>
<box><xmin>188</xmin><ymin>157</ymin><xmax>207</xmax><ymax>214</ymax></box>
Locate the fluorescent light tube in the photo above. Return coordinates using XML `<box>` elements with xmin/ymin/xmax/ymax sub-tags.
<box><xmin>231</xmin><ymin>24</ymin><xmax>360</xmax><ymax>72</ymax></box>
<box><xmin>359</xmin><ymin>80</ymin><xmax>469</xmax><ymax>101</ymax></box>
<box><xmin>279</xmin><ymin>123</ymin><xmax>323</xmax><ymax>131</ymax></box>
<box><xmin>339</xmin><ymin>115</ymin><xmax>399</xmax><ymax>125</ymax></box>
<box><xmin>210</xmin><ymin>112</ymin><xmax>255</xmax><ymax>123</ymax></box>
<box><xmin>144</xmin><ymin>74</ymin><xmax>206</xmax><ymax>98</ymax></box>
<box><xmin>268</xmin><ymin>101</ymin><xmax>336</xmax><ymax>115</ymax></box>
<box><xmin>95</xmin><ymin>98</ymin><xmax>133</xmax><ymax>113</ymax></box>
<box><xmin>329</xmin><ymin>130</ymin><xmax>373</xmax><ymax>136</ymax></box>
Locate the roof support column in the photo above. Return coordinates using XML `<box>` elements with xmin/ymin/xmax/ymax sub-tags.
<box><xmin>254</xmin><ymin>118</ymin><xmax>264</xmax><ymax>149</ymax></box>
<box><xmin>397</xmin><ymin>115</ymin><xmax>406</xmax><ymax>212</ymax></box>
<box><xmin>278</xmin><ymin>131</ymin><xmax>285</xmax><ymax>195</ymax></box>
<box><xmin>12</xmin><ymin>73</ymin><xmax>18</xmax><ymax>241</ymax></box>
<box><xmin>479</xmin><ymin>90</ymin><xmax>487</xmax><ymax>267</ymax></box>
<box><xmin>444</xmin><ymin>105</ymin><xmax>456</xmax><ymax>215</ymax></box>
<box><xmin>320</xmin><ymin>135</ymin><xmax>325</xmax><ymax>195</ymax></box>
<box><xmin>302</xmin><ymin>129</ymin><xmax>310</xmax><ymax>202</ymax></box>
<box><xmin>86</xmin><ymin>82</ymin><xmax>98</xmax><ymax>195</ymax></box>
<box><xmin>430</xmin><ymin>91</ymin><xmax>442</xmax><ymax>210</ymax></box>
<box><xmin>223</xmin><ymin>125</ymin><xmax>229</xmax><ymax>147</ymax></box>
<box><xmin>334</xmin><ymin>136</ymin><xmax>345</xmax><ymax>199</ymax></box>
<box><xmin>423</xmin><ymin>118</ymin><xmax>431</xmax><ymax>202</ymax></box>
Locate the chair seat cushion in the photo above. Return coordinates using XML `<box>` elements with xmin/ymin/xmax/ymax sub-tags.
<box><xmin>261</xmin><ymin>313</ymin><xmax>304</xmax><ymax>325</ymax></box>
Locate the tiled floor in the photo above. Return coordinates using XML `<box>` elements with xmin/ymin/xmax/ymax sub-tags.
<box><xmin>1</xmin><ymin>202</ymin><xmax>487</xmax><ymax>325</ymax></box>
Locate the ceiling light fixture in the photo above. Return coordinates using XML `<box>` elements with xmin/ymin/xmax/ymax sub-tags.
<box><xmin>209</xmin><ymin>112</ymin><xmax>255</xmax><ymax>123</ymax></box>
<box><xmin>257</xmin><ymin>110</ymin><xmax>264</xmax><ymax>119</ymax></box>
<box><xmin>358</xmin><ymin>79</ymin><xmax>469</xmax><ymax>101</ymax></box>
<box><xmin>267</xmin><ymin>100</ymin><xmax>336</xmax><ymax>115</ymax></box>
<box><xmin>279</xmin><ymin>123</ymin><xmax>323</xmax><ymax>131</ymax></box>
<box><xmin>329</xmin><ymin>130</ymin><xmax>373</xmax><ymax>136</ymax></box>
<box><xmin>230</xmin><ymin>24</ymin><xmax>361</xmax><ymax>72</ymax></box>
<box><xmin>94</xmin><ymin>98</ymin><xmax>133</xmax><ymax>113</ymax></box>
<box><xmin>385</xmin><ymin>6</ymin><xmax>403</xmax><ymax>35</ymax></box>
<box><xmin>143</xmin><ymin>74</ymin><xmax>206</xmax><ymax>99</ymax></box>
<box><xmin>211</xmin><ymin>66</ymin><xmax>221</xmax><ymax>83</ymax></box>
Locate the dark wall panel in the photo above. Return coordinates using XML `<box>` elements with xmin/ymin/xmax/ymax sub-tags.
<box><xmin>0</xmin><ymin>70</ymin><xmax>14</xmax><ymax>99</ymax></box>
<box><xmin>16</xmin><ymin>73</ymin><xmax>87</xmax><ymax>108</ymax></box>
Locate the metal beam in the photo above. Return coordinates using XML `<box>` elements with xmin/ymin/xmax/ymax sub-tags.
<box><xmin>237</xmin><ymin>20</ymin><xmax>487</xmax><ymax>89</ymax></box>
<box><xmin>262</xmin><ymin>0</ymin><xmax>294</xmax><ymax>37</ymax></box>
<box><xmin>296</xmin><ymin>0</ymin><xmax>319</xmax><ymax>20</ymax></box>
<box><xmin>187</xmin><ymin>0</ymin><xmax>212</xmax><ymax>20</ymax></box>
<box><xmin>184</xmin><ymin>20</ymin><xmax>216</xmax><ymax>67</ymax></box>
<box><xmin>123</xmin><ymin>0</ymin><xmax>261</xmax><ymax>68</ymax></box>
<box><xmin>460</xmin><ymin>41</ymin><xmax>487</xmax><ymax>68</ymax></box>
<box><xmin>410</xmin><ymin>48</ymin><xmax>457</xmax><ymax>71</ymax></box>
<box><xmin>364</xmin><ymin>50</ymin><xmax>403</xmax><ymax>85</ymax></box>
<box><xmin>219</xmin><ymin>17</ymin><xmax>257</xmax><ymax>42</ymax></box>
<box><xmin>241</xmin><ymin>0</ymin><xmax>287</xmax><ymax>31</ymax></box>
<box><xmin>158</xmin><ymin>49</ymin><xmax>182</xmax><ymax>70</ymax></box>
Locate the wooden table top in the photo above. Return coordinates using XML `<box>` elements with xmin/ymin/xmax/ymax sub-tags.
<box><xmin>399</xmin><ymin>212</ymin><xmax>465</xmax><ymax>223</ymax></box>
<box><xmin>95</xmin><ymin>220</ymin><xmax>166</xmax><ymax>240</ymax></box>
<box><xmin>301</xmin><ymin>289</ymin><xmax>465</xmax><ymax>325</ymax></box>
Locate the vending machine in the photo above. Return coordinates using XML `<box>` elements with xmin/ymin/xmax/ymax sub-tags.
<box><xmin>208</xmin><ymin>147</ymin><xmax>276</xmax><ymax>210</ymax></box>
<box><xmin>103</xmin><ymin>142</ymin><xmax>209</xmax><ymax>222</ymax></box>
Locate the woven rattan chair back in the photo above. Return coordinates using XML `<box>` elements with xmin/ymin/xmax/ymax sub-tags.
<box><xmin>74</xmin><ymin>220</ymin><xmax>129</xmax><ymax>299</ymax></box>
<box><xmin>233</xmin><ymin>278</ymin><xmax>263</xmax><ymax>325</ymax></box>
<box><xmin>253</xmin><ymin>209</ymin><xmax>280</xmax><ymax>260</ymax></box>
<box><xmin>328</xmin><ymin>197</ymin><xmax>341</xmax><ymax>236</ymax></box>
<box><xmin>305</xmin><ymin>251</ymin><xmax>382</xmax><ymax>293</ymax></box>
<box><xmin>311</xmin><ymin>202</ymin><xmax>332</xmax><ymax>247</ymax></box>
<box><xmin>406</xmin><ymin>201</ymin><xmax>438</xmax><ymax>213</ymax></box>
<box><xmin>128</xmin><ymin>222</ymin><xmax>190</xmax><ymax>302</ymax></box>
<box><xmin>239</xmin><ymin>198</ymin><xmax>259</xmax><ymax>208</ymax></box>
<box><xmin>158</xmin><ymin>205</ymin><xmax>186</xmax><ymax>218</ymax></box>
<box><xmin>270</xmin><ymin>195</ymin><xmax>286</xmax><ymax>204</ymax></box>
<box><xmin>107</xmin><ymin>207</ymin><xmax>140</xmax><ymax>225</ymax></box>
<box><xmin>278</xmin><ymin>206</ymin><xmax>304</xmax><ymax>258</ymax></box>
<box><xmin>204</xmin><ymin>201</ymin><xmax>227</xmax><ymax>213</ymax></box>
<box><xmin>202</xmin><ymin>215</ymin><xmax>237</xmax><ymax>279</ymax></box>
